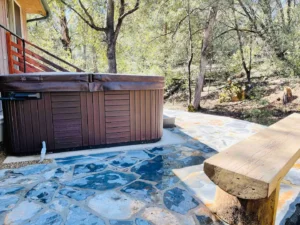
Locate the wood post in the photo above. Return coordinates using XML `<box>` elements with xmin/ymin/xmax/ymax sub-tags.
<box><xmin>5</xmin><ymin>32</ymin><xmax>14</xmax><ymax>74</ymax></box>
<box><xmin>212</xmin><ymin>186</ymin><xmax>280</xmax><ymax>225</ymax></box>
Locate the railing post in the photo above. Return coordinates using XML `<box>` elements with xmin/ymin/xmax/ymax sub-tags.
<box><xmin>5</xmin><ymin>32</ymin><xmax>14</xmax><ymax>74</ymax></box>
<box><xmin>22</xmin><ymin>39</ymin><xmax>26</xmax><ymax>73</ymax></box>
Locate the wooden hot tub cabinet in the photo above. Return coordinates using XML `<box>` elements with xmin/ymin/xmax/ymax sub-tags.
<box><xmin>0</xmin><ymin>73</ymin><xmax>164</xmax><ymax>155</ymax></box>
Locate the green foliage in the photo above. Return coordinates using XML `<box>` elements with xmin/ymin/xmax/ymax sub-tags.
<box><xmin>247</xmin><ymin>85</ymin><xmax>265</xmax><ymax>100</ymax></box>
<box><xmin>242</xmin><ymin>108</ymin><xmax>276</xmax><ymax>126</ymax></box>
<box><xmin>219</xmin><ymin>82</ymin><xmax>245</xmax><ymax>103</ymax></box>
<box><xmin>26</xmin><ymin>0</ymin><xmax>300</xmax><ymax>84</ymax></box>
<box><xmin>187</xmin><ymin>104</ymin><xmax>196</xmax><ymax>112</ymax></box>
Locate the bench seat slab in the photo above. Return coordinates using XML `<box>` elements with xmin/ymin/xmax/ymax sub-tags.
<box><xmin>204</xmin><ymin>113</ymin><xmax>300</xmax><ymax>199</ymax></box>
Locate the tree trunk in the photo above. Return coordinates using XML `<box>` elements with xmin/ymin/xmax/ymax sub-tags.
<box><xmin>193</xmin><ymin>3</ymin><xmax>219</xmax><ymax>110</ymax></box>
<box><xmin>187</xmin><ymin>0</ymin><xmax>193</xmax><ymax>105</ymax></box>
<box><xmin>107</xmin><ymin>41</ymin><xmax>117</xmax><ymax>73</ymax></box>
<box><xmin>106</xmin><ymin>0</ymin><xmax>117</xmax><ymax>73</ymax></box>
<box><xmin>59</xmin><ymin>4</ymin><xmax>72</xmax><ymax>54</ymax></box>
<box><xmin>232</xmin><ymin>1</ymin><xmax>251</xmax><ymax>82</ymax></box>
<box><xmin>213</xmin><ymin>186</ymin><xmax>279</xmax><ymax>225</ymax></box>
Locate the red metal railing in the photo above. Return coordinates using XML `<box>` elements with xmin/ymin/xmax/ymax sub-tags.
<box><xmin>5</xmin><ymin>30</ymin><xmax>84</xmax><ymax>74</ymax></box>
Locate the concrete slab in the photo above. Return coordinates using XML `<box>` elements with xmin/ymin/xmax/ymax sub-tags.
<box><xmin>4</xmin><ymin>129</ymin><xmax>184</xmax><ymax>164</ymax></box>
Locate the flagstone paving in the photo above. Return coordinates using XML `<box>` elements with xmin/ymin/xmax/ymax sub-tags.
<box><xmin>0</xmin><ymin>109</ymin><xmax>298</xmax><ymax>224</ymax></box>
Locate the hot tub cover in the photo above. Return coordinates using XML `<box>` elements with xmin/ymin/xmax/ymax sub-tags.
<box><xmin>0</xmin><ymin>72</ymin><xmax>164</xmax><ymax>92</ymax></box>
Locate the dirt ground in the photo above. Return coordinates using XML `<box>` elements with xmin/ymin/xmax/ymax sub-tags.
<box><xmin>164</xmin><ymin>76</ymin><xmax>300</xmax><ymax>126</ymax></box>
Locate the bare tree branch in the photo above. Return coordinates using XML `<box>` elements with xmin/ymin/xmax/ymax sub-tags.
<box><xmin>114</xmin><ymin>0</ymin><xmax>140</xmax><ymax>43</ymax></box>
<box><xmin>214</xmin><ymin>27</ymin><xmax>257</xmax><ymax>40</ymax></box>
<box><xmin>78</xmin><ymin>0</ymin><xmax>96</xmax><ymax>27</ymax></box>
<box><xmin>59</xmin><ymin>0</ymin><xmax>107</xmax><ymax>32</ymax></box>
<box><xmin>119</xmin><ymin>0</ymin><xmax>140</xmax><ymax>20</ymax></box>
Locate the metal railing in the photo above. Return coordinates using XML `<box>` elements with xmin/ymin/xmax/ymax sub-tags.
<box><xmin>1</xmin><ymin>24</ymin><xmax>84</xmax><ymax>74</ymax></box>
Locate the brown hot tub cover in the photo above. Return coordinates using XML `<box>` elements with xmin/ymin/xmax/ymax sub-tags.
<box><xmin>0</xmin><ymin>73</ymin><xmax>164</xmax><ymax>92</ymax></box>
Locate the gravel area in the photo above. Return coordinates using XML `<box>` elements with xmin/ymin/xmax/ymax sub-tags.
<box><xmin>0</xmin><ymin>143</ymin><xmax>53</xmax><ymax>169</ymax></box>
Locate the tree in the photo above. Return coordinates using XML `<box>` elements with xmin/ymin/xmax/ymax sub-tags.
<box><xmin>193</xmin><ymin>1</ymin><xmax>219</xmax><ymax>110</ymax></box>
<box><xmin>58</xmin><ymin>3</ymin><xmax>72</xmax><ymax>54</ymax></box>
<box><xmin>59</xmin><ymin>0</ymin><xmax>140</xmax><ymax>73</ymax></box>
<box><xmin>187</xmin><ymin>0</ymin><xmax>193</xmax><ymax>105</ymax></box>
<box><xmin>232</xmin><ymin>0</ymin><xmax>252</xmax><ymax>82</ymax></box>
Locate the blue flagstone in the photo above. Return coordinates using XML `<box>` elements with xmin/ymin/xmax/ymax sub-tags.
<box><xmin>148</xmin><ymin>147</ymin><xmax>174</xmax><ymax>155</ymax></box>
<box><xmin>131</xmin><ymin>156</ymin><xmax>165</xmax><ymax>182</ymax></box>
<box><xmin>0</xmin><ymin>175</ymin><xmax>39</xmax><ymax>187</ymax></box>
<box><xmin>109</xmin><ymin>220</ymin><xmax>134</xmax><ymax>225</ymax></box>
<box><xmin>88</xmin><ymin>191</ymin><xmax>145</xmax><ymax>220</ymax></box>
<box><xmin>0</xmin><ymin>186</ymin><xmax>24</xmax><ymax>195</ymax></box>
<box><xmin>0</xmin><ymin>195</ymin><xmax>19</xmax><ymax>213</ymax></box>
<box><xmin>195</xmin><ymin>215</ymin><xmax>215</xmax><ymax>225</ymax></box>
<box><xmin>43</xmin><ymin>166</ymin><xmax>72</xmax><ymax>180</ymax></box>
<box><xmin>110</xmin><ymin>151</ymin><xmax>154</xmax><ymax>168</ymax></box>
<box><xmin>121</xmin><ymin>181</ymin><xmax>157</xmax><ymax>202</ymax></box>
<box><xmin>155</xmin><ymin>176</ymin><xmax>180</xmax><ymax>190</ymax></box>
<box><xmin>163</xmin><ymin>187</ymin><xmax>199</xmax><ymax>215</ymax></box>
<box><xmin>26</xmin><ymin>181</ymin><xmax>59</xmax><ymax>203</ymax></box>
<box><xmin>89</xmin><ymin>151</ymin><xmax>123</xmax><ymax>160</ymax></box>
<box><xmin>135</xmin><ymin>218</ymin><xmax>153</xmax><ymax>225</ymax></box>
<box><xmin>183</xmin><ymin>142</ymin><xmax>216</xmax><ymax>154</ymax></box>
<box><xmin>5</xmin><ymin>201</ymin><xmax>42</xmax><ymax>225</ymax></box>
<box><xmin>73</xmin><ymin>162</ymin><xmax>107</xmax><ymax>175</ymax></box>
<box><xmin>125</xmin><ymin>150</ymin><xmax>155</xmax><ymax>160</ymax></box>
<box><xmin>25</xmin><ymin>211</ymin><xmax>63</xmax><ymax>225</ymax></box>
<box><xmin>179</xmin><ymin>156</ymin><xmax>206</xmax><ymax>167</ymax></box>
<box><xmin>8</xmin><ymin>164</ymin><xmax>53</xmax><ymax>176</ymax></box>
<box><xmin>49</xmin><ymin>199</ymin><xmax>69</xmax><ymax>213</ymax></box>
<box><xmin>55</xmin><ymin>155</ymin><xmax>95</xmax><ymax>166</ymax></box>
<box><xmin>59</xmin><ymin>187</ymin><xmax>95</xmax><ymax>201</ymax></box>
<box><xmin>285</xmin><ymin>204</ymin><xmax>300</xmax><ymax>225</ymax></box>
<box><xmin>64</xmin><ymin>170</ymin><xmax>136</xmax><ymax>191</ymax></box>
<box><xmin>131</xmin><ymin>155</ymin><xmax>197</xmax><ymax>182</ymax></box>
<box><xmin>110</xmin><ymin>156</ymin><xmax>139</xmax><ymax>168</ymax></box>
<box><xmin>65</xmin><ymin>205</ymin><xmax>105</xmax><ymax>225</ymax></box>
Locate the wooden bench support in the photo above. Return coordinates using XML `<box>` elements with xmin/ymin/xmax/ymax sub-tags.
<box><xmin>213</xmin><ymin>186</ymin><xmax>279</xmax><ymax>225</ymax></box>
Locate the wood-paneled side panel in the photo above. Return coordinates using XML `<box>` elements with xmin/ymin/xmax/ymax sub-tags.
<box><xmin>44</xmin><ymin>93</ymin><xmax>55</xmax><ymax>150</ymax></box>
<box><xmin>93</xmin><ymin>92</ymin><xmax>100</xmax><ymax>145</ymax></box>
<box><xmin>135</xmin><ymin>91</ymin><xmax>141</xmax><ymax>141</ymax></box>
<box><xmin>80</xmin><ymin>92</ymin><xmax>88</xmax><ymax>146</ymax></box>
<box><xmin>158</xmin><ymin>89</ymin><xmax>164</xmax><ymax>138</ymax></box>
<box><xmin>130</xmin><ymin>91</ymin><xmax>135</xmax><ymax>141</ymax></box>
<box><xmin>140</xmin><ymin>91</ymin><xmax>146</xmax><ymax>140</ymax></box>
<box><xmin>91</xmin><ymin>92</ymin><xmax>106</xmax><ymax>145</ymax></box>
<box><xmin>99</xmin><ymin>92</ymin><xmax>106</xmax><ymax>144</ymax></box>
<box><xmin>105</xmin><ymin>91</ymin><xmax>130</xmax><ymax>144</ymax></box>
<box><xmin>145</xmin><ymin>91</ymin><xmax>151</xmax><ymax>140</ymax></box>
<box><xmin>129</xmin><ymin>90</ymin><xmax>163</xmax><ymax>143</ymax></box>
<box><xmin>23</xmin><ymin>100</ymin><xmax>34</xmax><ymax>152</ymax></box>
<box><xmin>87</xmin><ymin>93</ymin><xmax>95</xmax><ymax>146</ymax></box>
<box><xmin>30</xmin><ymin>99</ymin><xmax>41</xmax><ymax>151</ymax></box>
<box><xmin>15</xmin><ymin>101</ymin><xmax>27</xmax><ymax>152</ymax></box>
<box><xmin>52</xmin><ymin>92</ymin><xmax>83</xmax><ymax>149</ymax></box>
<box><xmin>150</xmin><ymin>90</ymin><xmax>156</xmax><ymax>139</ymax></box>
<box><xmin>7</xmin><ymin>101</ymin><xmax>20</xmax><ymax>152</ymax></box>
<box><xmin>3</xmin><ymin>92</ymin><xmax>57</xmax><ymax>154</ymax></box>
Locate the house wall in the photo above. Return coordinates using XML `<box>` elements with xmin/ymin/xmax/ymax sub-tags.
<box><xmin>0</xmin><ymin>0</ymin><xmax>29</xmax><ymax>75</ymax></box>
<box><xmin>0</xmin><ymin>0</ymin><xmax>9</xmax><ymax>75</ymax></box>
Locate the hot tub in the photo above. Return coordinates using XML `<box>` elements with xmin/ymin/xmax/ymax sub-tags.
<box><xmin>0</xmin><ymin>73</ymin><xmax>164</xmax><ymax>155</ymax></box>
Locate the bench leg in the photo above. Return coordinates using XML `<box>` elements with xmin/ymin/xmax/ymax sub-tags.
<box><xmin>212</xmin><ymin>185</ymin><xmax>280</xmax><ymax>225</ymax></box>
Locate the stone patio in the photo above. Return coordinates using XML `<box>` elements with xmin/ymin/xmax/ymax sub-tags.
<box><xmin>0</xmin><ymin>110</ymin><xmax>299</xmax><ymax>225</ymax></box>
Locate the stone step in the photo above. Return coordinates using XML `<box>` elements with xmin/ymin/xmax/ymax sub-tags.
<box><xmin>163</xmin><ymin>115</ymin><xmax>175</xmax><ymax>128</ymax></box>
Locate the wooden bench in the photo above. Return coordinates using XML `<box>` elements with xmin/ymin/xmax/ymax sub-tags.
<box><xmin>204</xmin><ymin>113</ymin><xmax>300</xmax><ymax>225</ymax></box>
